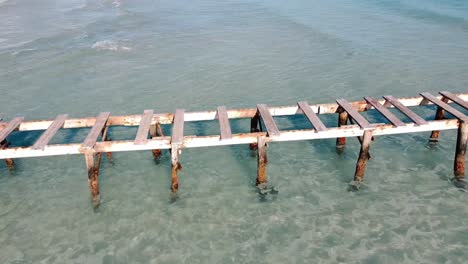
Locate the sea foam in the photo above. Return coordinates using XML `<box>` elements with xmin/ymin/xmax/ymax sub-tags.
<box><xmin>91</xmin><ymin>40</ymin><xmax>131</xmax><ymax>51</ymax></box>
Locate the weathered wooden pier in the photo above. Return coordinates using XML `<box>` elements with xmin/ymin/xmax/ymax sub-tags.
<box><xmin>1</xmin><ymin>91</ymin><xmax>467</xmax><ymax>207</ymax></box>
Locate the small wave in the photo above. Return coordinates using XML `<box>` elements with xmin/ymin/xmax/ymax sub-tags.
<box><xmin>91</xmin><ymin>40</ymin><xmax>131</xmax><ymax>51</ymax></box>
<box><xmin>0</xmin><ymin>0</ymin><xmax>10</xmax><ymax>6</ymax></box>
<box><xmin>11</xmin><ymin>48</ymin><xmax>36</xmax><ymax>56</ymax></box>
<box><xmin>112</xmin><ymin>0</ymin><xmax>122</xmax><ymax>8</ymax></box>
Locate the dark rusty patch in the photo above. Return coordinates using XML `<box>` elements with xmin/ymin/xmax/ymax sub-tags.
<box><xmin>256</xmin><ymin>136</ymin><xmax>268</xmax><ymax>186</ymax></box>
<box><xmin>1</xmin><ymin>140</ymin><xmax>15</xmax><ymax>170</ymax></box>
<box><xmin>249</xmin><ymin>143</ymin><xmax>258</xmax><ymax>151</ymax></box>
<box><xmin>152</xmin><ymin>149</ymin><xmax>162</xmax><ymax>159</ymax></box>
<box><xmin>454</xmin><ymin>123</ymin><xmax>468</xmax><ymax>179</ymax></box>
<box><xmin>429</xmin><ymin>106</ymin><xmax>445</xmax><ymax>143</ymax></box>
<box><xmin>88</xmin><ymin>167</ymin><xmax>100</xmax><ymax>207</ymax></box>
<box><xmin>353</xmin><ymin>130</ymin><xmax>372</xmax><ymax>183</ymax></box>
<box><xmin>336</xmin><ymin>111</ymin><xmax>348</xmax><ymax>152</ymax></box>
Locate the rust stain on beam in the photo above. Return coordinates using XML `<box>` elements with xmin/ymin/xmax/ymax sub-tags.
<box><xmin>249</xmin><ymin>114</ymin><xmax>261</xmax><ymax>150</ymax></box>
<box><xmin>429</xmin><ymin>106</ymin><xmax>446</xmax><ymax>142</ymax></box>
<box><xmin>354</xmin><ymin>130</ymin><xmax>373</xmax><ymax>182</ymax></box>
<box><xmin>170</xmin><ymin>145</ymin><xmax>181</xmax><ymax>193</ymax></box>
<box><xmin>84</xmin><ymin>152</ymin><xmax>100</xmax><ymax>207</ymax></box>
<box><xmin>336</xmin><ymin>110</ymin><xmax>348</xmax><ymax>153</ymax></box>
<box><xmin>0</xmin><ymin>140</ymin><xmax>14</xmax><ymax>170</ymax></box>
<box><xmin>84</xmin><ymin>122</ymin><xmax>112</xmax><ymax>208</ymax></box>
<box><xmin>454</xmin><ymin>123</ymin><xmax>468</xmax><ymax>180</ymax></box>
<box><xmin>256</xmin><ymin>136</ymin><xmax>268</xmax><ymax>186</ymax></box>
<box><xmin>149</xmin><ymin>123</ymin><xmax>164</xmax><ymax>159</ymax></box>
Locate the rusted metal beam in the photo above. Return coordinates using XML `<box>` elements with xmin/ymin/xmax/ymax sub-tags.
<box><xmin>354</xmin><ymin>130</ymin><xmax>373</xmax><ymax>183</ymax></box>
<box><xmin>83</xmin><ymin>121</ymin><xmax>112</xmax><ymax>208</ymax></box>
<box><xmin>256</xmin><ymin>136</ymin><xmax>268</xmax><ymax>187</ymax></box>
<box><xmin>149</xmin><ymin>123</ymin><xmax>163</xmax><ymax>159</ymax></box>
<box><xmin>336</xmin><ymin>110</ymin><xmax>348</xmax><ymax>153</ymax></box>
<box><xmin>249</xmin><ymin>113</ymin><xmax>261</xmax><ymax>150</ymax></box>
<box><xmin>422</xmin><ymin>94</ymin><xmax>450</xmax><ymax>143</ymax></box>
<box><xmin>454</xmin><ymin>123</ymin><xmax>468</xmax><ymax>181</ymax></box>
<box><xmin>168</xmin><ymin>108</ymin><xmax>184</xmax><ymax>192</ymax></box>
<box><xmin>170</xmin><ymin>144</ymin><xmax>181</xmax><ymax>193</ymax></box>
<box><xmin>84</xmin><ymin>152</ymin><xmax>100</xmax><ymax>207</ymax></box>
<box><xmin>429</xmin><ymin>106</ymin><xmax>446</xmax><ymax>142</ymax></box>
<box><xmin>101</xmin><ymin>125</ymin><xmax>112</xmax><ymax>162</ymax></box>
<box><xmin>1</xmin><ymin>140</ymin><xmax>14</xmax><ymax>170</ymax></box>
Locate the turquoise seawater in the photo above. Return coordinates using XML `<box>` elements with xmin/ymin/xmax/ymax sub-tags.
<box><xmin>1</xmin><ymin>0</ymin><xmax>468</xmax><ymax>263</ymax></box>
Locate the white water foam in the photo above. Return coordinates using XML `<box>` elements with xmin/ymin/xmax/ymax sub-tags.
<box><xmin>112</xmin><ymin>0</ymin><xmax>122</xmax><ymax>8</ymax></box>
<box><xmin>0</xmin><ymin>0</ymin><xmax>10</xmax><ymax>6</ymax></box>
<box><xmin>91</xmin><ymin>40</ymin><xmax>131</xmax><ymax>51</ymax></box>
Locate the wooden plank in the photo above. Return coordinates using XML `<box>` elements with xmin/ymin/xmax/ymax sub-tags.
<box><xmin>257</xmin><ymin>104</ymin><xmax>280</xmax><ymax>136</ymax></box>
<box><xmin>297</xmin><ymin>101</ymin><xmax>327</xmax><ymax>132</ymax></box>
<box><xmin>420</xmin><ymin>92</ymin><xmax>468</xmax><ymax>122</ymax></box>
<box><xmin>134</xmin><ymin>110</ymin><xmax>154</xmax><ymax>145</ymax></box>
<box><xmin>0</xmin><ymin>117</ymin><xmax>24</xmax><ymax>143</ymax></box>
<box><xmin>336</xmin><ymin>99</ymin><xmax>371</xmax><ymax>129</ymax></box>
<box><xmin>364</xmin><ymin>96</ymin><xmax>405</xmax><ymax>127</ymax></box>
<box><xmin>383</xmin><ymin>95</ymin><xmax>428</xmax><ymax>126</ymax></box>
<box><xmin>171</xmin><ymin>109</ymin><xmax>184</xmax><ymax>144</ymax></box>
<box><xmin>217</xmin><ymin>106</ymin><xmax>232</xmax><ymax>140</ymax></box>
<box><xmin>82</xmin><ymin>112</ymin><xmax>110</xmax><ymax>149</ymax></box>
<box><xmin>32</xmin><ymin>114</ymin><xmax>68</xmax><ymax>150</ymax></box>
<box><xmin>440</xmin><ymin>91</ymin><xmax>468</xmax><ymax>110</ymax></box>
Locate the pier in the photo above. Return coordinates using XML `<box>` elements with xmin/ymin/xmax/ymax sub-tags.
<box><xmin>1</xmin><ymin>91</ymin><xmax>468</xmax><ymax>207</ymax></box>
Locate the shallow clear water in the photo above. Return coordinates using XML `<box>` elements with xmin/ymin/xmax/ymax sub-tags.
<box><xmin>1</xmin><ymin>0</ymin><xmax>468</xmax><ymax>263</ymax></box>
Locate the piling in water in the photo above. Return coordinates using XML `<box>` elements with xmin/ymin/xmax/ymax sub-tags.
<box><xmin>454</xmin><ymin>122</ymin><xmax>468</xmax><ymax>180</ymax></box>
<box><xmin>256</xmin><ymin>136</ymin><xmax>268</xmax><ymax>186</ymax></box>
<box><xmin>336</xmin><ymin>110</ymin><xmax>348</xmax><ymax>153</ymax></box>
